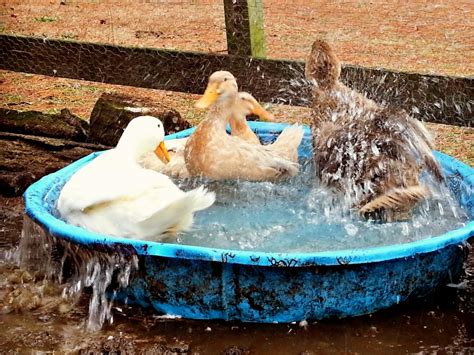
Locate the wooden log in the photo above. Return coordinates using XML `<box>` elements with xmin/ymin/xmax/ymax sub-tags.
<box><xmin>0</xmin><ymin>132</ymin><xmax>108</xmax><ymax>197</ymax></box>
<box><xmin>0</xmin><ymin>93</ymin><xmax>192</xmax><ymax>195</ymax></box>
<box><xmin>88</xmin><ymin>93</ymin><xmax>191</xmax><ymax>146</ymax></box>
<box><xmin>0</xmin><ymin>108</ymin><xmax>88</xmax><ymax>141</ymax></box>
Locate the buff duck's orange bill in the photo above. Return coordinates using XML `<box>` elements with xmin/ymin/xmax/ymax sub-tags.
<box><xmin>195</xmin><ymin>82</ymin><xmax>220</xmax><ymax>109</ymax></box>
<box><xmin>250</xmin><ymin>102</ymin><xmax>275</xmax><ymax>122</ymax></box>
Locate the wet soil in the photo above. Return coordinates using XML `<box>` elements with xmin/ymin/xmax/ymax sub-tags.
<box><xmin>1</xmin><ymin>196</ymin><xmax>473</xmax><ymax>354</ymax></box>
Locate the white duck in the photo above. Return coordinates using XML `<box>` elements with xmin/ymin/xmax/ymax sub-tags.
<box><xmin>57</xmin><ymin>116</ymin><xmax>215</xmax><ymax>241</ymax></box>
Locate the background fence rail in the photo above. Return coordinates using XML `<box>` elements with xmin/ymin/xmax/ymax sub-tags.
<box><xmin>1</xmin><ymin>34</ymin><xmax>472</xmax><ymax>127</ymax></box>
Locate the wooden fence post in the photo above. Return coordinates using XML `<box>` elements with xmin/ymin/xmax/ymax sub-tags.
<box><xmin>223</xmin><ymin>0</ymin><xmax>266</xmax><ymax>58</ymax></box>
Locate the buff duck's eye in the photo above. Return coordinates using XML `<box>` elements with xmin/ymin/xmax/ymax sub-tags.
<box><xmin>224</xmin><ymin>77</ymin><xmax>228</xmax><ymax>81</ymax></box>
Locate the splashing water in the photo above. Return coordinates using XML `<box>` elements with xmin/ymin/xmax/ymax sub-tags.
<box><xmin>176</xmin><ymin>162</ymin><xmax>469</xmax><ymax>253</ymax></box>
<box><xmin>11</xmin><ymin>216</ymin><xmax>138</xmax><ymax>331</ymax></box>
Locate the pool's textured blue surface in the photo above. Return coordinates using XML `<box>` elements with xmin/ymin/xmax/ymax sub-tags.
<box><xmin>23</xmin><ymin>122</ymin><xmax>474</xmax><ymax>322</ymax></box>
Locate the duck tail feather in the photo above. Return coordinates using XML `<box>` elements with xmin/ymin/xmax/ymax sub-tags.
<box><xmin>270</xmin><ymin>124</ymin><xmax>305</xmax><ymax>161</ymax></box>
<box><xmin>184</xmin><ymin>186</ymin><xmax>216</xmax><ymax>212</ymax></box>
<box><xmin>138</xmin><ymin>187</ymin><xmax>215</xmax><ymax>239</ymax></box>
<box><xmin>277</xmin><ymin>159</ymin><xmax>300</xmax><ymax>178</ymax></box>
<box><xmin>359</xmin><ymin>185</ymin><xmax>431</xmax><ymax>216</ymax></box>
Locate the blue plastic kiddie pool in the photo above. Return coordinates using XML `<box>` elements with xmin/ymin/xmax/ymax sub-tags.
<box><xmin>23</xmin><ymin>122</ymin><xmax>474</xmax><ymax>322</ymax></box>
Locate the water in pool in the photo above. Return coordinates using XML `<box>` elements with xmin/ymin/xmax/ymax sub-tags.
<box><xmin>173</xmin><ymin>161</ymin><xmax>469</xmax><ymax>253</ymax></box>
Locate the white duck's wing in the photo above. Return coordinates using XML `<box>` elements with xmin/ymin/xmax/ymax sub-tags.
<box><xmin>57</xmin><ymin>150</ymin><xmax>176</xmax><ymax>215</ymax></box>
<box><xmin>58</xmin><ymin>152</ymin><xmax>215</xmax><ymax>240</ymax></box>
<box><xmin>135</xmin><ymin>186</ymin><xmax>215</xmax><ymax>239</ymax></box>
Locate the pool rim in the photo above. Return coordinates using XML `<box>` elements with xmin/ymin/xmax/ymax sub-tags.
<box><xmin>23</xmin><ymin>123</ymin><xmax>474</xmax><ymax>267</ymax></box>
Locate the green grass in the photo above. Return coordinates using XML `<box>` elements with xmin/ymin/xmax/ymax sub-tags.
<box><xmin>80</xmin><ymin>85</ymin><xmax>100</xmax><ymax>93</ymax></box>
<box><xmin>60</xmin><ymin>84</ymin><xmax>101</xmax><ymax>95</ymax></box>
<box><xmin>1</xmin><ymin>93</ymin><xmax>24</xmax><ymax>104</ymax></box>
<box><xmin>44</xmin><ymin>108</ymin><xmax>61</xmax><ymax>115</ymax></box>
<box><xmin>45</xmin><ymin>96</ymin><xmax>67</xmax><ymax>105</ymax></box>
<box><xmin>60</xmin><ymin>32</ymin><xmax>78</xmax><ymax>40</ymax></box>
<box><xmin>35</xmin><ymin>16</ymin><xmax>58</xmax><ymax>23</ymax></box>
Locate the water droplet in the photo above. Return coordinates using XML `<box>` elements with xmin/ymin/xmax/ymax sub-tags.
<box><xmin>344</xmin><ymin>223</ymin><xmax>358</xmax><ymax>237</ymax></box>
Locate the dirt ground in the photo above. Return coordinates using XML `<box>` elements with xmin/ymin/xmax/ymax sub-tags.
<box><xmin>1</xmin><ymin>0</ymin><xmax>473</xmax><ymax>76</ymax></box>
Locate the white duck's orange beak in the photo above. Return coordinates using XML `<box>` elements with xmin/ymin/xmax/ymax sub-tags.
<box><xmin>195</xmin><ymin>82</ymin><xmax>220</xmax><ymax>109</ymax></box>
<box><xmin>154</xmin><ymin>141</ymin><xmax>171</xmax><ymax>164</ymax></box>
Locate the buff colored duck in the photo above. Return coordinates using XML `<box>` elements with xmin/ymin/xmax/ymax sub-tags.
<box><xmin>57</xmin><ymin>116</ymin><xmax>215</xmax><ymax>241</ymax></box>
<box><xmin>140</xmin><ymin>72</ymin><xmax>274</xmax><ymax>178</ymax></box>
<box><xmin>305</xmin><ymin>40</ymin><xmax>443</xmax><ymax>221</ymax></box>
<box><xmin>184</xmin><ymin>71</ymin><xmax>304</xmax><ymax>181</ymax></box>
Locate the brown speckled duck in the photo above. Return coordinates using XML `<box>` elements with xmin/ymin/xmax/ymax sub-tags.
<box><xmin>305</xmin><ymin>40</ymin><xmax>443</xmax><ymax>221</ymax></box>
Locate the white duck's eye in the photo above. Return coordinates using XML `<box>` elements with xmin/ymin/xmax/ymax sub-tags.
<box><xmin>224</xmin><ymin>77</ymin><xmax>228</xmax><ymax>81</ymax></box>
